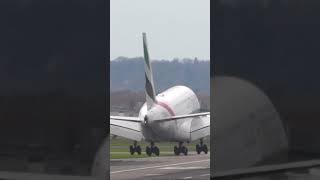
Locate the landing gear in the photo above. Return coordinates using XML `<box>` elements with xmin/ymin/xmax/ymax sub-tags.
<box><xmin>129</xmin><ymin>141</ymin><xmax>141</xmax><ymax>155</ymax></box>
<box><xmin>146</xmin><ymin>141</ymin><xmax>160</xmax><ymax>156</ymax></box>
<box><xmin>196</xmin><ymin>138</ymin><xmax>208</xmax><ymax>154</ymax></box>
<box><xmin>174</xmin><ymin>142</ymin><xmax>188</xmax><ymax>156</ymax></box>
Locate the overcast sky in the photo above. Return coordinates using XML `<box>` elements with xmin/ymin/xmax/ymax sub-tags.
<box><xmin>110</xmin><ymin>0</ymin><xmax>210</xmax><ymax>60</ymax></box>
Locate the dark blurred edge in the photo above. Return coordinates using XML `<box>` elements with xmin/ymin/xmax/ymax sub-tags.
<box><xmin>212</xmin><ymin>159</ymin><xmax>320</xmax><ymax>179</ymax></box>
<box><xmin>211</xmin><ymin>0</ymin><xmax>320</xmax><ymax>179</ymax></box>
<box><xmin>0</xmin><ymin>0</ymin><xmax>109</xmax><ymax>176</ymax></box>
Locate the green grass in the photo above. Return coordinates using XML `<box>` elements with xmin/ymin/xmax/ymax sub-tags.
<box><xmin>110</xmin><ymin>137</ymin><xmax>210</xmax><ymax>159</ymax></box>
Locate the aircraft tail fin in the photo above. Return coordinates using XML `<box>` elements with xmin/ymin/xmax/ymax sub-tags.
<box><xmin>142</xmin><ymin>32</ymin><xmax>157</xmax><ymax>110</ymax></box>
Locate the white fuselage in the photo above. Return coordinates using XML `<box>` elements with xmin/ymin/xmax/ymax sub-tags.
<box><xmin>138</xmin><ymin>85</ymin><xmax>200</xmax><ymax>142</ymax></box>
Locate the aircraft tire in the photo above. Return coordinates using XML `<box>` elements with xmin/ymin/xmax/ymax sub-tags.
<box><xmin>137</xmin><ymin>145</ymin><xmax>141</xmax><ymax>155</ymax></box>
<box><xmin>154</xmin><ymin>146</ymin><xmax>160</xmax><ymax>156</ymax></box>
<box><xmin>146</xmin><ymin>146</ymin><xmax>152</xmax><ymax>156</ymax></box>
<box><xmin>196</xmin><ymin>144</ymin><xmax>201</xmax><ymax>154</ymax></box>
<box><xmin>183</xmin><ymin>147</ymin><xmax>188</xmax><ymax>156</ymax></box>
<box><xmin>174</xmin><ymin>146</ymin><xmax>180</xmax><ymax>155</ymax></box>
<box><xmin>203</xmin><ymin>144</ymin><xmax>208</xmax><ymax>154</ymax></box>
<box><xmin>129</xmin><ymin>145</ymin><xmax>134</xmax><ymax>155</ymax></box>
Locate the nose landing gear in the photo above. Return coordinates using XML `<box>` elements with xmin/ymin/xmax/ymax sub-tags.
<box><xmin>174</xmin><ymin>142</ymin><xmax>188</xmax><ymax>155</ymax></box>
<box><xmin>146</xmin><ymin>141</ymin><xmax>160</xmax><ymax>156</ymax></box>
<box><xmin>196</xmin><ymin>138</ymin><xmax>208</xmax><ymax>154</ymax></box>
<box><xmin>129</xmin><ymin>141</ymin><xmax>141</xmax><ymax>155</ymax></box>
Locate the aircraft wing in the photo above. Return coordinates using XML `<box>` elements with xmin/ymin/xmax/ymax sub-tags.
<box><xmin>154</xmin><ymin>112</ymin><xmax>210</xmax><ymax>122</ymax></box>
<box><xmin>190</xmin><ymin>114</ymin><xmax>210</xmax><ymax>141</ymax></box>
<box><xmin>110</xmin><ymin>116</ymin><xmax>144</xmax><ymax>141</ymax></box>
<box><xmin>152</xmin><ymin>112</ymin><xmax>210</xmax><ymax>141</ymax></box>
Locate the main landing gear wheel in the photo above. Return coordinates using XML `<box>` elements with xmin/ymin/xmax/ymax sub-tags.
<box><xmin>174</xmin><ymin>142</ymin><xmax>188</xmax><ymax>156</ymax></box>
<box><xmin>146</xmin><ymin>141</ymin><xmax>160</xmax><ymax>156</ymax></box>
<box><xmin>129</xmin><ymin>141</ymin><xmax>141</xmax><ymax>155</ymax></box>
<box><xmin>196</xmin><ymin>138</ymin><xmax>208</xmax><ymax>154</ymax></box>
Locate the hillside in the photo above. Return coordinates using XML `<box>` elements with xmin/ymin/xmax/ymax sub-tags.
<box><xmin>111</xmin><ymin>57</ymin><xmax>210</xmax><ymax>94</ymax></box>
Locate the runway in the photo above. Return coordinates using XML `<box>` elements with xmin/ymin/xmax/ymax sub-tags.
<box><xmin>110</xmin><ymin>152</ymin><xmax>210</xmax><ymax>180</ymax></box>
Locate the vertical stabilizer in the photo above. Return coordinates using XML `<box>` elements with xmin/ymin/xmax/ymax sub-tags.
<box><xmin>142</xmin><ymin>32</ymin><xmax>157</xmax><ymax>110</ymax></box>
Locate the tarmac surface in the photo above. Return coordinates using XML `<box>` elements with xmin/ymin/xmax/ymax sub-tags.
<box><xmin>110</xmin><ymin>152</ymin><xmax>210</xmax><ymax>180</ymax></box>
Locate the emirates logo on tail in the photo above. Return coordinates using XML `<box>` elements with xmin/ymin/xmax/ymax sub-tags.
<box><xmin>143</xmin><ymin>33</ymin><xmax>157</xmax><ymax>110</ymax></box>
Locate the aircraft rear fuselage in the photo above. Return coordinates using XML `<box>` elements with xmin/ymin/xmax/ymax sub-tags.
<box><xmin>138</xmin><ymin>85</ymin><xmax>200</xmax><ymax>142</ymax></box>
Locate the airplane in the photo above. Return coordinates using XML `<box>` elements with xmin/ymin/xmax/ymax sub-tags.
<box><xmin>110</xmin><ymin>33</ymin><xmax>210</xmax><ymax>156</ymax></box>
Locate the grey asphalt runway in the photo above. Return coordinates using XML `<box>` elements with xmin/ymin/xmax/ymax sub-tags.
<box><xmin>110</xmin><ymin>152</ymin><xmax>210</xmax><ymax>180</ymax></box>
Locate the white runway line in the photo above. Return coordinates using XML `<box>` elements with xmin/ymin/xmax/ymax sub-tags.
<box><xmin>144</xmin><ymin>174</ymin><xmax>163</xmax><ymax>176</ymax></box>
<box><xmin>159</xmin><ymin>166</ymin><xmax>206</xmax><ymax>170</ymax></box>
<box><xmin>181</xmin><ymin>177</ymin><xmax>192</xmax><ymax>179</ymax></box>
<box><xmin>200</xmin><ymin>173</ymin><xmax>210</xmax><ymax>176</ymax></box>
<box><xmin>110</xmin><ymin>159</ymin><xmax>209</xmax><ymax>174</ymax></box>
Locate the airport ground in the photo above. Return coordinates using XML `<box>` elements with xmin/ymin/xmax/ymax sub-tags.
<box><xmin>110</xmin><ymin>152</ymin><xmax>210</xmax><ymax>180</ymax></box>
<box><xmin>110</xmin><ymin>137</ymin><xmax>210</xmax><ymax>179</ymax></box>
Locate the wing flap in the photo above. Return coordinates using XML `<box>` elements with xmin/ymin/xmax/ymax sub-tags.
<box><xmin>110</xmin><ymin>117</ymin><xmax>144</xmax><ymax>141</ymax></box>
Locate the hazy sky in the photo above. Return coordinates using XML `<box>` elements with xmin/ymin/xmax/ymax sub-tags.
<box><xmin>110</xmin><ymin>0</ymin><xmax>210</xmax><ymax>60</ymax></box>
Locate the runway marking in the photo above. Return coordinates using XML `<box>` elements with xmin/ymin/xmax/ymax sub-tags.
<box><xmin>181</xmin><ymin>177</ymin><xmax>192</xmax><ymax>179</ymax></box>
<box><xmin>144</xmin><ymin>174</ymin><xmax>163</xmax><ymax>176</ymax></box>
<box><xmin>110</xmin><ymin>159</ymin><xmax>209</xmax><ymax>174</ymax></box>
<box><xmin>200</xmin><ymin>173</ymin><xmax>210</xmax><ymax>176</ymax></box>
<box><xmin>159</xmin><ymin>166</ymin><xmax>206</xmax><ymax>170</ymax></box>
